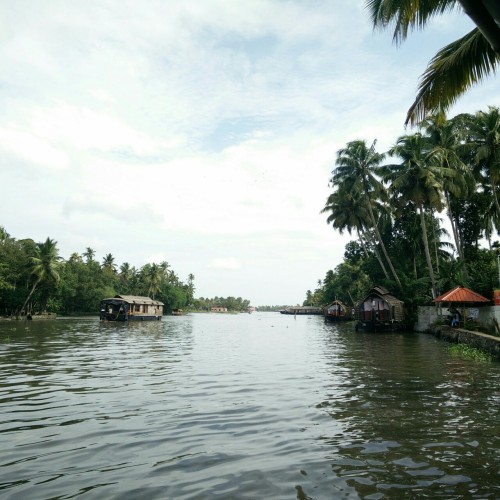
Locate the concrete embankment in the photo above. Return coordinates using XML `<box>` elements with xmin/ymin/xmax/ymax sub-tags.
<box><xmin>427</xmin><ymin>326</ymin><xmax>500</xmax><ymax>359</ymax></box>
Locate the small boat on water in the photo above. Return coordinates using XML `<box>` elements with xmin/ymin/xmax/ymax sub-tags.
<box><xmin>171</xmin><ymin>308</ymin><xmax>184</xmax><ymax>316</ymax></box>
<box><xmin>323</xmin><ymin>300</ymin><xmax>353</xmax><ymax>322</ymax></box>
<box><xmin>100</xmin><ymin>295</ymin><xmax>163</xmax><ymax>322</ymax></box>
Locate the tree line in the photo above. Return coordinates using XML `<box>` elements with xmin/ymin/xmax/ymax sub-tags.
<box><xmin>0</xmin><ymin>228</ymin><xmax>195</xmax><ymax>316</ymax></box>
<box><xmin>191</xmin><ymin>296</ymin><xmax>251</xmax><ymax>312</ymax></box>
<box><xmin>304</xmin><ymin>107</ymin><xmax>500</xmax><ymax>324</ymax></box>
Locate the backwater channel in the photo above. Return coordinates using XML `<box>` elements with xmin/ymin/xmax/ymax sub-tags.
<box><xmin>1</xmin><ymin>313</ymin><xmax>499</xmax><ymax>499</ymax></box>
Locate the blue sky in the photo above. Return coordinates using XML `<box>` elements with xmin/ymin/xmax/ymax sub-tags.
<box><xmin>0</xmin><ymin>1</ymin><xmax>498</xmax><ymax>305</ymax></box>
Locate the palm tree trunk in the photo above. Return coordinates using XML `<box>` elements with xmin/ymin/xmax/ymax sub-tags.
<box><xmin>366</xmin><ymin>199</ymin><xmax>402</xmax><ymax>289</ymax></box>
<box><xmin>19</xmin><ymin>279</ymin><xmax>40</xmax><ymax>316</ymax></box>
<box><xmin>445</xmin><ymin>191</ymin><xmax>464</xmax><ymax>260</ymax></box>
<box><xmin>458</xmin><ymin>0</ymin><xmax>500</xmax><ymax>54</ymax></box>
<box><xmin>490</xmin><ymin>173</ymin><xmax>500</xmax><ymax>218</ymax></box>
<box><xmin>356</xmin><ymin>229</ymin><xmax>370</xmax><ymax>259</ymax></box>
<box><xmin>419</xmin><ymin>206</ymin><xmax>438</xmax><ymax>298</ymax></box>
<box><xmin>362</xmin><ymin>229</ymin><xmax>391</xmax><ymax>281</ymax></box>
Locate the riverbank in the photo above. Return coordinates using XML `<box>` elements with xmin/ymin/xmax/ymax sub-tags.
<box><xmin>425</xmin><ymin>324</ymin><xmax>500</xmax><ymax>359</ymax></box>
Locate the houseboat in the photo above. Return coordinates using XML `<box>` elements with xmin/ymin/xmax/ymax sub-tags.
<box><xmin>280</xmin><ymin>306</ymin><xmax>323</xmax><ymax>315</ymax></box>
<box><xmin>355</xmin><ymin>286</ymin><xmax>405</xmax><ymax>332</ymax></box>
<box><xmin>100</xmin><ymin>295</ymin><xmax>163</xmax><ymax>322</ymax></box>
<box><xmin>324</xmin><ymin>300</ymin><xmax>352</xmax><ymax>321</ymax></box>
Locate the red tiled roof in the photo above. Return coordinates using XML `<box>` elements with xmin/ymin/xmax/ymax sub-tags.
<box><xmin>433</xmin><ymin>286</ymin><xmax>489</xmax><ymax>303</ymax></box>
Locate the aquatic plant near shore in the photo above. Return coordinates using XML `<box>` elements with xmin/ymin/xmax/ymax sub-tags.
<box><xmin>449</xmin><ymin>344</ymin><xmax>494</xmax><ymax>362</ymax></box>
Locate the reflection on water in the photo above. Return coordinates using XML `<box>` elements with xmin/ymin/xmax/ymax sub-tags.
<box><xmin>1</xmin><ymin>314</ymin><xmax>499</xmax><ymax>499</ymax></box>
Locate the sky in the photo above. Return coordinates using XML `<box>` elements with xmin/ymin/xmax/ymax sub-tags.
<box><xmin>0</xmin><ymin>1</ymin><xmax>498</xmax><ymax>306</ymax></box>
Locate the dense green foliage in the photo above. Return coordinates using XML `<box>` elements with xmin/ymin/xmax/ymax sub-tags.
<box><xmin>192</xmin><ymin>296</ymin><xmax>251</xmax><ymax>312</ymax></box>
<box><xmin>0</xmin><ymin>228</ymin><xmax>196</xmax><ymax>316</ymax></box>
<box><xmin>309</xmin><ymin>107</ymin><xmax>500</xmax><ymax>326</ymax></box>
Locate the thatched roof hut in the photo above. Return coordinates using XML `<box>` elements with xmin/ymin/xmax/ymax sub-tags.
<box><xmin>357</xmin><ymin>286</ymin><xmax>405</xmax><ymax>324</ymax></box>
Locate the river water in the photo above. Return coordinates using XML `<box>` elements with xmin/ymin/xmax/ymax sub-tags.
<box><xmin>1</xmin><ymin>313</ymin><xmax>499</xmax><ymax>499</ymax></box>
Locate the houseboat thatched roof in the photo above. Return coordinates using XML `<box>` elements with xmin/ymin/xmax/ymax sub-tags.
<box><xmin>102</xmin><ymin>295</ymin><xmax>164</xmax><ymax>306</ymax></box>
<box><xmin>360</xmin><ymin>286</ymin><xmax>403</xmax><ymax>307</ymax></box>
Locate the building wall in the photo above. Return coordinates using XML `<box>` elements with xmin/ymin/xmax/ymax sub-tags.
<box><xmin>416</xmin><ymin>305</ymin><xmax>500</xmax><ymax>332</ymax></box>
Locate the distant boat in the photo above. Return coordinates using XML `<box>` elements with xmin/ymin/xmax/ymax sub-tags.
<box><xmin>171</xmin><ymin>309</ymin><xmax>184</xmax><ymax>316</ymax></box>
<box><xmin>100</xmin><ymin>295</ymin><xmax>163</xmax><ymax>322</ymax></box>
<box><xmin>280</xmin><ymin>306</ymin><xmax>323</xmax><ymax>315</ymax></box>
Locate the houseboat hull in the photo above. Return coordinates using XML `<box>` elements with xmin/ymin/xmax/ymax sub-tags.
<box><xmin>355</xmin><ymin>320</ymin><xmax>404</xmax><ymax>332</ymax></box>
<box><xmin>324</xmin><ymin>314</ymin><xmax>352</xmax><ymax>322</ymax></box>
<box><xmin>100</xmin><ymin>313</ymin><xmax>162</xmax><ymax>322</ymax></box>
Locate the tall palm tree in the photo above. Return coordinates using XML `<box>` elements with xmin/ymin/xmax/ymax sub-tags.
<box><xmin>146</xmin><ymin>263</ymin><xmax>163</xmax><ymax>299</ymax></box>
<box><xmin>19</xmin><ymin>238</ymin><xmax>61</xmax><ymax>314</ymax></box>
<box><xmin>385</xmin><ymin>133</ymin><xmax>448</xmax><ymax>298</ymax></box>
<box><xmin>321</xmin><ymin>186</ymin><xmax>391</xmax><ymax>280</ymax></box>
<box><xmin>187</xmin><ymin>273</ymin><xmax>195</xmax><ymax>303</ymax></box>
<box><xmin>421</xmin><ymin>112</ymin><xmax>472</xmax><ymax>260</ymax></box>
<box><xmin>366</xmin><ymin>0</ymin><xmax>500</xmax><ymax>125</ymax></box>
<box><xmin>468</xmin><ymin>106</ymin><xmax>500</xmax><ymax>216</ymax></box>
<box><xmin>83</xmin><ymin>247</ymin><xmax>95</xmax><ymax>263</ymax></box>
<box><xmin>101</xmin><ymin>253</ymin><xmax>117</xmax><ymax>273</ymax></box>
<box><xmin>331</xmin><ymin>139</ymin><xmax>402</xmax><ymax>288</ymax></box>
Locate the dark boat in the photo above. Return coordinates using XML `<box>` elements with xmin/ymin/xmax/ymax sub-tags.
<box><xmin>100</xmin><ymin>295</ymin><xmax>163</xmax><ymax>322</ymax></box>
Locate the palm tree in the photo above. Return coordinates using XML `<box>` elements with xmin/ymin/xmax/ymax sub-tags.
<box><xmin>83</xmin><ymin>247</ymin><xmax>95</xmax><ymax>263</ymax></box>
<box><xmin>101</xmin><ymin>253</ymin><xmax>117</xmax><ymax>273</ymax></box>
<box><xmin>145</xmin><ymin>263</ymin><xmax>163</xmax><ymax>299</ymax></box>
<box><xmin>421</xmin><ymin>112</ymin><xmax>472</xmax><ymax>260</ymax></box>
<box><xmin>366</xmin><ymin>0</ymin><xmax>500</xmax><ymax>125</ymax></box>
<box><xmin>187</xmin><ymin>273</ymin><xmax>195</xmax><ymax>304</ymax></box>
<box><xmin>0</xmin><ymin>226</ymin><xmax>11</xmax><ymax>243</ymax></box>
<box><xmin>331</xmin><ymin>139</ymin><xmax>402</xmax><ymax>288</ymax></box>
<box><xmin>468</xmin><ymin>106</ymin><xmax>500</xmax><ymax>216</ymax></box>
<box><xmin>19</xmin><ymin>238</ymin><xmax>61</xmax><ymax>315</ymax></box>
<box><xmin>385</xmin><ymin>133</ymin><xmax>449</xmax><ymax>298</ymax></box>
<box><xmin>321</xmin><ymin>186</ymin><xmax>391</xmax><ymax>280</ymax></box>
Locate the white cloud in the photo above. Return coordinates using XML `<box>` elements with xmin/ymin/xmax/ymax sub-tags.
<box><xmin>0</xmin><ymin>0</ymin><xmax>497</xmax><ymax>304</ymax></box>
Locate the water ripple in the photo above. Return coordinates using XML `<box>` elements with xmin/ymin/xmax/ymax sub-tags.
<box><xmin>1</xmin><ymin>315</ymin><xmax>499</xmax><ymax>498</ymax></box>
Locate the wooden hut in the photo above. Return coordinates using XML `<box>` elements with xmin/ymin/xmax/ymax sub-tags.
<box><xmin>355</xmin><ymin>286</ymin><xmax>405</xmax><ymax>332</ymax></box>
<box><xmin>324</xmin><ymin>300</ymin><xmax>352</xmax><ymax>321</ymax></box>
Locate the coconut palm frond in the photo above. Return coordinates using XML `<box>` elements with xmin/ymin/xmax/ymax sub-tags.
<box><xmin>366</xmin><ymin>0</ymin><xmax>458</xmax><ymax>44</ymax></box>
<box><xmin>406</xmin><ymin>28</ymin><xmax>499</xmax><ymax>125</ymax></box>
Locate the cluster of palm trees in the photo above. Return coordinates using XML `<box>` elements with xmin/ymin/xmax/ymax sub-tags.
<box><xmin>0</xmin><ymin>230</ymin><xmax>196</xmax><ymax>316</ymax></box>
<box><xmin>321</xmin><ymin>106</ymin><xmax>500</xmax><ymax>303</ymax></box>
